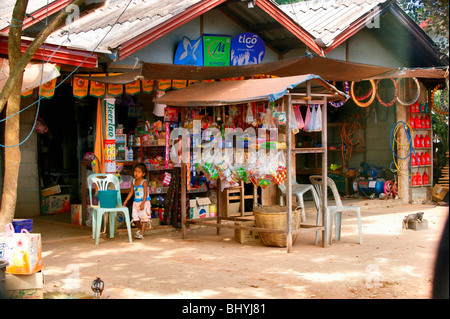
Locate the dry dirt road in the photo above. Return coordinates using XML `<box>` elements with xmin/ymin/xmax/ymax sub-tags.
<box><xmin>35</xmin><ymin>201</ymin><xmax>448</xmax><ymax>301</ymax></box>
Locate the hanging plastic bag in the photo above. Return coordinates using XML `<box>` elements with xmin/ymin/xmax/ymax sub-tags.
<box><xmin>289</xmin><ymin>105</ymin><xmax>299</xmax><ymax>134</ymax></box>
<box><xmin>315</xmin><ymin>105</ymin><xmax>322</xmax><ymax>131</ymax></box>
<box><xmin>294</xmin><ymin>106</ymin><xmax>304</xmax><ymax>130</ymax></box>
<box><xmin>309</xmin><ymin>105</ymin><xmax>317</xmax><ymax>131</ymax></box>
<box><xmin>245</xmin><ymin>103</ymin><xmax>254</xmax><ymax>123</ymax></box>
<box><xmin>303</xmin><ymin>105</ymin><xmax>311</xmax><ymax>131</ymax></box>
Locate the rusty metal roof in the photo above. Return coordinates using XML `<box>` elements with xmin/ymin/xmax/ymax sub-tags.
<box><xmin>45</xmin><ymin>0</ymin><xmax>213</xmax><ymax>54</ymax></box>
<box><xmin>279</xmin><ymin>0</ymin><xmax>386</xmax><ymax>47</ymax></box>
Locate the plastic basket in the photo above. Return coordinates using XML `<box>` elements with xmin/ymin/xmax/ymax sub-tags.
<box><xmin>12</xmin><ymin>219</ymin><xmax>33</xmax><ymax>233</ymax></box>
<box><xmin>98</xmin><ymin>190</ymin><xmax>118</xmax><ymax>208</ymax></box>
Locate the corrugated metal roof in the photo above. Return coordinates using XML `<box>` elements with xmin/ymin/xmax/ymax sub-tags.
<box><xmin>0</xmin><ymin>0</ymin><xmax>64</xmax><ymax>31</ymax></box>
<box><xmin>279</xmin><ymin>0</ymin><xmax>387</xmax><ymax>46</ymax></box>
<box><xmin>46</xmin><ymin>0</ymin><xmax>205</xmax><ymax>54</ymax></box>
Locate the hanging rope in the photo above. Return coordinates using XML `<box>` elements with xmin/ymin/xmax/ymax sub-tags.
<box><xmin>389</xmin><ymin>121</ymin><xmax>419</xmax><ymax>177</ymax></box>
<box><xmin>339</xmin><ymin>117</ymin><xmax>366</xmax><ymax>167</ymax></box>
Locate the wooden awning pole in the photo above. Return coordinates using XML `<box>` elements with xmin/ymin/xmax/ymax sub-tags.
<box><xmin>322</xmin><ymin>95</ymin><xmax>329</xmax><ymax>247</ymax></box>
<box><xmin>286</xmin><ymin>93</ymin><xmax>293</xmax><ymax>253</ymax></box>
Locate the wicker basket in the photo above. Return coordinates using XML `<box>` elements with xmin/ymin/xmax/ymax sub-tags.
<box><xmin>253</xmin><ymin>206</ymin><xmax>302</xmax><ymax>247</ymax></box>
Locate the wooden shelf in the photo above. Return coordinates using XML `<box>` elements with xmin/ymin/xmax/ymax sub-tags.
<box><xmin>292</xmin><ymin>147</ymin><xmax>325</xmax><ymax>154</ymax></box>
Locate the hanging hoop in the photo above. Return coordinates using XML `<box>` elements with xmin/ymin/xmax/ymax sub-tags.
<box><xmin>440</xmin><ymin>88</ymin><xmax>448</xmax><ymax>112</ymax></box>
<box><xmin>396</xmin><ymin>77</ymin><xmax>420</xmax><ymax>106</ymax></box>
<box><xmin>330</xmin><ymin>81</ymin><xmax>349</xmax><ymax>108</ymax></box>
<box><xmin>431</xmin><ymin>84</ymin><xmax>449</xmax><ymax>115</ymax></box>
<box><xmin>350</xmin><ymin>80</ymin><xmax>376</xmax><ymax>108</ymax></box>
<box><xmin>376</xmin><ymin>78</ymin><xmax>398</xmax><ymax>107</ymax></box>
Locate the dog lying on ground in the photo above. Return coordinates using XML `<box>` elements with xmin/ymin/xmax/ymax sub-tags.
<box><xmin>403</xmin><ymin>212</ymin><xmax>424</xmax><ymax>229</ymax></box>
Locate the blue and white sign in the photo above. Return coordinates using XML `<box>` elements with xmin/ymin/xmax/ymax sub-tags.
<box><xmin>174</xmin><ymin>36</ymin><xmax>203</xmax><ymax>66</ymax></box>
<box><xmin>230</xmin><ymin>32</ymin><xmax>265</xmax><ymax>66</ymax></box>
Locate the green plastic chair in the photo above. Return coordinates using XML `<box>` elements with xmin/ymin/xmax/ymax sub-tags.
<box><xmin>87</xmin><ymin>173</ymin><xmax>133</xmax><ymax>245</ymax></box>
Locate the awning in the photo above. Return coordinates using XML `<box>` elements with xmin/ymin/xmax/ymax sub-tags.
<box><xmin>153</xmin><ymin>74</ymin><xmax>348</xmax><ymax>107</ymax></box>
<box><xmin>75</xmin><ymin>69</ymin><xmax>142</xmax><ymax>84</ymax></box>
<box><xmin>143</xmin><ymin>56</ymin><xmax>396</xmax><ymax>82</ymax></box>
<box><xmin>365</xmin><ymin>67</ymin><xmax>449</xmax><ymax>80</ymax></box>
<box><xmin>0</xmin><ymin>58</ymin><xmax>60</xmax><ymax>93</ymax></box>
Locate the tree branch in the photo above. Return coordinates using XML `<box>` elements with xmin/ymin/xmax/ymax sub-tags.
<box><xmin>0</xmin><ymin>0</ymin><xmax>86</xmax><ymax>113</ymax></box>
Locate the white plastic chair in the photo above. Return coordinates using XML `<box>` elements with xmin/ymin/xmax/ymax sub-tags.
<box><xmin>87</xmin><ymin>173</ymin><xmax>133</xmax><ymax>245</ymax></box>
<box><xmin>278</xmin><ymin>178</ymin><xmax>322</xmax><ymax>245</ymax></box>
<box><xmin>309</xmin><ymin>175</ymin><xmax>362</xmax><ymax>245</ymax></box>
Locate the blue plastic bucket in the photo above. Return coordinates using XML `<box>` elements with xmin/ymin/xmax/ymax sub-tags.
<box><xmin>98</xmin><ymin>190</ymin><xmax>118</xmax><ymax>208</ymax></box>
<box><xmin>12</xmin><ymin>219</ymin><xmax>33</xmax><ymax>233</ymax></box>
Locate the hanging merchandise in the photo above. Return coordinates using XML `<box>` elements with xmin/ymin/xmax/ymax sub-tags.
<box><xmin>307</xmin><ymin>104</ymin><xmax>316</xmax><ymax>131</ymax></box>
<box><xmin>329</xmin><ymin>81</ymin><xmax>349</xmax><ymax>107</ymax></box>
<box><xmin>271</xmin><ymin>151</ymin><xmax>287</xmax><ymax>185</ymax></box>
<box><xmin>245</xmin><ymin>103</ymin><xmax>254</xmax><ymax>123</ymax></box>
<box><xmin>73</xmin><ymin>76</ymin><xmax>89</xmax><ymax>99</ymax></box>
<box><xmin>376</xmin><ymin>78</ymin><xmax>398</xmax><ymax>107</ymax></box>
<box><xmin>303</xmin><ymin>104</ymin><xmax>311</xmax><ymax>131</ymax></box>
<box><xmin>314</xmin><ymin>104</ymin><xmax>322</xmax><ymax>131</ymax></box>
<box><xmin>293</xmin><ymin>105</ymin><xmax>304</xmax><ymax>130</ymax></box>
<box><xmin>127</xmin><ymin>105</ymin><xmax>143</xmax><ymax>118</ymax></box>
<box><xmin>153</xmin><ymin>90</ymin><xmax>166</xmax><ymax>117</ymax></box>
<box><xmin>430</xmin><ymin>83</ymin><xmax>449</xmax><ymax>115</ymax></box>
<box><xmin>350</xmin><ymin>80</ymin><xmax>376</xmax><ymax>107</ymax></box>
<box><xmin>396</xmin><ymin>77</ymin><xmax>420</xmax><ymax>106</ymax></box>
<box><xmin>125</xmin><ymin>80</ymin><xmax>141</xmax><ymax>95</ymax></box>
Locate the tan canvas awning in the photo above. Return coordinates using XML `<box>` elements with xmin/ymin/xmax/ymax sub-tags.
<box><xmin>143</xmin><ymin>56</ymin><xmax>396</xmax><ymax>82</ymax></box>
<box><xmin>153</xmin><ymin>74</ymin><xmax>348</xmax><ymax>107</ymax></box>
<box><xmin>365</xmin><ymin>67</ymin><xmax>449</xmax><ymax>80</ymax></box>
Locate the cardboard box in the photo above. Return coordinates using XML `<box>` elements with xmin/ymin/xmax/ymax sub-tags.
<box><xmin>432</xmin><ymin>184</ymin><xmax>449</xmax><ymax>202</ymax></box>
<box><xmin>43</xmin><ymin>194</ymin><xmax>70</xmax><ymax>214</ymax></box>
<box><xmin>234</xmin><ymin>221</ymin><xmax>261</xmax><ymax>244</ymax></box>
<box><xmin>71</xmin><ymin>204</ymin><xmax>82</xmax><ymax>225</ymax></box>
<box><xmin>189</xmin><ymin>197</ymin><xmax>211</xmax><ymax>219</ymax></box>
<box><xmin>41</xmin><ymin>184</ymin><xmax>61</xmax><ymax>197</ymax></box>
<box><xmin>5</xmin><ymin>271</ymin><xmax>44</xmax><ymax>299</ymax></box>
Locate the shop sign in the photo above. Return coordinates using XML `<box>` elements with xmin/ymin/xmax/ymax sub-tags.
<box><xmin>230</xmin><ymin>32</ymin><xmax>265</xmax><ymax>66</ymax></box>
<box><xmin>174</xmin><ymin>36</ymin><xmax>203</xmax><ymax>66</ymax></box>
<box><xmin>172</xmin><ymin>79</ymin><xmax>187</xmax><ymax>90</ymax></box>
<box><xmin>104</xmin><ymin>139</ymin><xmax>116</xmax><ymax>173</ymax></box>
<box><xmin>203</xmin><ymin>34</ymin><xmax>231</xmax><ymax>67</ymax></box>
<box><xmin>104</xmin><ymin>98</ymin><xmax>115</xmax><ymax>141</ymax></box>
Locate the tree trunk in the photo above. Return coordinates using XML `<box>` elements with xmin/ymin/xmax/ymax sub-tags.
<box><xmin>0</xmin><ymin>0</ymin><xmax>27</xmax><ymax>229</ymax></box>
<box><xmin>0</xmin><ymin>0</ymin><xmax>86</xmax><ymax>229</ymax></box>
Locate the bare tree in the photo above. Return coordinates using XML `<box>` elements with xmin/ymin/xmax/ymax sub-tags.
<box><xmin>0</xmin><ymin>0</ymin><xmax>86</xmax><ymax>229</ymax></box>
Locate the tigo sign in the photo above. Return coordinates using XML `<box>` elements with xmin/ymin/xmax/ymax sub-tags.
<box><xmin>231</xmin><ymin>32</ymin><xmax>265</xmax><ymax>65</ymax></box>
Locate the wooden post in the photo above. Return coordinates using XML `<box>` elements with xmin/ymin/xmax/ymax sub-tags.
<box><xmin>217</xmin><ymin>177</ymin><xmax>222</xmax><ymax>235</ymax></box>
<box><xmin>322</xmin><ymin>95</ymin><xmax>329</xmax><ymax>247</ymax></box>
<box><xmin>181</xmin><ymin>163</ymin><xmax>187</xmax><ymax>239</ymax></box>
<box><xmin>286</xmin><ymin>93</ymin><xmax>293</xmax><ymax>253</ymax></box>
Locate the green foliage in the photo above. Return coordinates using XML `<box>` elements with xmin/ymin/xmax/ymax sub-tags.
<box><xmin>397</xmin><ymin>0</ymin><xmax>449</xmax><ymax>56</ymax></box>
<box><xmin>431</xmin><ymin>89</ymin><xmax>449</xmax><ymax>185</ymax></box>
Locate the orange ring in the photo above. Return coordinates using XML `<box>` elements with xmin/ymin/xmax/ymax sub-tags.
<box><xmin>350</xmin><ymin>80</ymin><xmax>376</xmax><ymax>108</ymax></box>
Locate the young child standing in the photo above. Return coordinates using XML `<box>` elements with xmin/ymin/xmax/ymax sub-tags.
<box><xmin>123</xmin><ymin>163</ymin><xmax>152</xmax><ymax>239</ymax></box>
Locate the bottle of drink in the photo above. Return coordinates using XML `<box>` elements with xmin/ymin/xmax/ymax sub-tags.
<box><xmin>415</xmin><ymin>116</ymin><xmax>422</xmax><ymax>128</ymax></box>
<box><xmin>421</xmin><ymin>116</ymin><xmax>426</xmax><ymax>128</ymax></box>
<box><xmin>414</xmin><ymin>135</ymin><xmax>420</xmax><ymax>148</ymax></box>
<box><xmin>422</xmin><ymin>172</ymin><xmax>429</xmax><ymax>185</ymax></box>
<box><xmin>411</xmin><ymin>153</ymin><xmax>417</xmax><ymax>166</ymax></box>
<box><xmin>412</xmin><ymin>173</ymin><xmax>417</xmax><ymax>186</ymax></box>
<box><xmin>420</xmin><ymin>135</ymin><xmax>425</xmax><ymax>147</ymax></box>
<box><xmin>410</xmin><ymin>104</ymin><xmax>416</xmax><ymax>113</ymax></box>
<box><xmin>425</xmin><ymin>152</ymin><xmax>431</xmax><ymax>165</ymax></box>
<box><xmin>425</xmin><ymin>135</ymin><xmax>431</xmax><ymax>148</ymax></box>
<box><xmin>416</xmin><ymin>172</ymin><xmax>422</xmax><ymax>185</ymax></box>
<box><xmin>410</xmin><ymin>115</ymin><xmax>416</xmax><ymax>128</ymax></box>
<box><xmin>425</xmin><ymin>115</ymin><xmax>431</xmax><ymax>128</ymax></box>
<box><xmin>415</xmin><ymin>102</ymin><xmax>420</xmax><ymax>113</ymax></box>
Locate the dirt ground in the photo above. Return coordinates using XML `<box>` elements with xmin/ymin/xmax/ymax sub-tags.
<box><xmin>32</xmin><ymin>199</ymin><xmax>448</xmax><ymax>300</ymax></box>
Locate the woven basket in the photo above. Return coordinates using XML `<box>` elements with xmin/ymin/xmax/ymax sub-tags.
<box><xmin>253</xmin><ymin>206</ymin><xmax>302</xmax><ymax>247</ymax></box>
